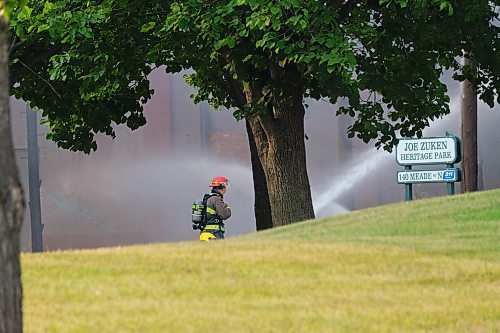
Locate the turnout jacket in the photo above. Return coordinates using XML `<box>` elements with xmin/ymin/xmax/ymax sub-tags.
<box><xmin>205</xmin><ymin>190</ymin><xmax>231</xmax><ymax>225</ymax></box>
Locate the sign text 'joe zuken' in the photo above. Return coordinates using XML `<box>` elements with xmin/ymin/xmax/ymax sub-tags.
<box><xmin>396</xmin><ymin>137</ymin><xmax>458</xmax><ymax>165</ymax></box>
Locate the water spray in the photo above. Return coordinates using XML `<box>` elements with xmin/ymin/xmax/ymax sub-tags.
<box><xmin>313</xmin><ymin>148</ymin><xmax>393</xmax><ymax>215</ymax></box>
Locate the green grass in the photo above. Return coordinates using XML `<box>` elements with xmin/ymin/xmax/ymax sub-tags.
<box><xmin>257</xmin><ymin>188</ymin><xmax>500</xmax><ymax>261</ymax></box>
<box><xmin>22</xmin><ymin>189</ymin><xmax>500</xmax><ymax>333</ymax></box>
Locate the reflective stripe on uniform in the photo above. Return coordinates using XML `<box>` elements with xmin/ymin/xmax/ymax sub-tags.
<box><xmin>206</xmin><ymin>207</ymin><xmax>217</xmax><ymax>215</ymax></box>
<box><xmin>203</xmin><ymin>224</ymin><xmax>225</xmax><ymax>232</ymax></box>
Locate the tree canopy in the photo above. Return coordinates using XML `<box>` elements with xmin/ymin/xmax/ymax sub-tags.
<box><xmin>10</xmin><ymin>0</ymin><xmax>500</xmax><ymax>152</ymax></box>
<box><xmin>9</xmin><ymin>1</ymin><xmax>499</xmax><ymax>153</ymax></box>
<box><xmin>10</xmin><ymin>0</ymin><xmax>169</xmax><ymax>152</ymax></box>
<box><xmin>146</xmin><ymin>0</ymin><xmax>499</xmax><ymax>149</ymax></box>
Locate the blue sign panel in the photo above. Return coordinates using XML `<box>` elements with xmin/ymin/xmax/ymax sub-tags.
<box><xmin>443</xmin><ymin>170</ymin><xmax>456</xmax><ymax>180</ymax></box>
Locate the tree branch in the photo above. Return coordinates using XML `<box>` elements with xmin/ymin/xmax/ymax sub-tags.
<box><xmin>221</xmin><ymin>71</ymin><xmax>247</xmax><ymax>109</ymax></box>
<box><xmin>8</xmin><ymin>35</ymin><xmax>20</xmax><ymax>57</ymax></box>
<box><xmin>17</xmin><ymin>60</ymin><xmax>61</xmax><ymax>98</ymax></box>
<box><xmin>10</xmin><ymin>44</ymin><xmax>64</xmax><ymax>88</ymax></box>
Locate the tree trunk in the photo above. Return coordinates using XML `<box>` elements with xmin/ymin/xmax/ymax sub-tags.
<box><xmin>460</xmin><ymin>54</ymin><xmax>478</xmax><ymax>193</ymax></box>
<box><xmin>0</xmin><ymin>16</ymin><xmax>25</xmax><ymax>333</ymax></box>
<box><xmin>246</xmin><ymin>86</ymin><xmax>315</xmax><ymax>227</ymax></box>
<box><xmin>245</xmin><ymin>120</ymin><xmax>273</xmax><ymax>230</ymax></box>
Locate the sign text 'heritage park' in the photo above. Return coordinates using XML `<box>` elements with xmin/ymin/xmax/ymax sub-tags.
<box><xmin>396</xmin><ymin>137</ymin><xmax>459</xmax><ymax>165</ymax></box>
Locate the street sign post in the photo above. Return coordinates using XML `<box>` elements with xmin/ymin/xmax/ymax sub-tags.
<box><xmin>396</xmin><ymin>133</ymin><xmax>462</xmax><ymax>202</ymax></box>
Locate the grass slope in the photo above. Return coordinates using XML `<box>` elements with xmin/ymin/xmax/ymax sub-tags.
<box><xmin>22</xmin><ymin>189</ymin><xmax>500</xmax><ymax>333</ymax></box>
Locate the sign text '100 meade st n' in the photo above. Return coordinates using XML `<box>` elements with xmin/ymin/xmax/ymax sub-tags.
<box><xmin>396</xmin><ymin>137</ymin><xmax>459</xmax><ymax>165</ymax></box>
<box><xmin>397</xmin><ymin>168</ymin><xmax>459</xmax><ymax>184</ymax></box>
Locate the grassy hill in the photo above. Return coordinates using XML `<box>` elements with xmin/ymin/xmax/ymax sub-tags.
<box><xmin>22</xmin><ymin>189</ymin><xmax>500</xmax><ymax>333</ymax></box>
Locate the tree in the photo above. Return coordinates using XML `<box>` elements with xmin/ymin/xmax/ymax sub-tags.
<box><xmin>145</xmin><ymin>0</ymin><xmax>499</xmax><ymax>226</ymax></box>
<box><xmin>10</xmin><ymin>0</ymin><xmax>499</xmax><ymax>228</ymax></box>
<box><xmin>0</xmin><ymin>1</ymin><xmax>25</xmax><ymax>332</ymax></box>
<box><xmin>8</xmin><ymin>0</ymin><xmax>277</xmax><ymax>230</ymax></box>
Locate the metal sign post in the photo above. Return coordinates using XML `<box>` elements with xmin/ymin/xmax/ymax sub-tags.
<box><xmin>404</xmin><ymin>165</ymin><xmax>413</xmax><ymax>201</ymax></box>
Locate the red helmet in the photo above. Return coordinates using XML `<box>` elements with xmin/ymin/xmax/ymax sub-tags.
<box><xmin>209</xmin><ymin>176</ymin><xmax>229</xmax><ymax>188</ymax></box>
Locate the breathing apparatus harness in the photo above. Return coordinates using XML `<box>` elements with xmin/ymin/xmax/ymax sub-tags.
<box><xmin>191</xmin><ymin>190</ymin><xmax>224</xmax><ymax>232</ymax></box>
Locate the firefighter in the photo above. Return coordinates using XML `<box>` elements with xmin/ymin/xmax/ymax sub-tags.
<box><xmin>199</xmin><ymin>176</ymin><xmax>232</xmax><ymax>241</ymax></box>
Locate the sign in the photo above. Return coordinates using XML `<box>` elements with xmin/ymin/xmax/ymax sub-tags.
<box><xmin>397</xmin><ymin>168</ymin><xmax>460</xmax><ymax>184</ymax></box>
<box><xmin>396</xmin><ymin>137</ymin><xmax>460</xmax><ymax>165</ymax></box>
<box><xmin>395</xmin><ymin>133</ymin><xmax>462</xmax><ymax>201</ymax></box>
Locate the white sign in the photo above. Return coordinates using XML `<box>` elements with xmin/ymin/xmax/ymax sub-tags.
<box><xmin>397</xmin><ymin>168</ymin><xmax>459</xmax><ymax>184</ymax></box>
<box><xmin>396</xmin><ymin>137</ymin><xmax>459</xmax><ymax>165</ymax></box>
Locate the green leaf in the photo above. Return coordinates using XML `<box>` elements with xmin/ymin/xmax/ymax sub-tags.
<box><xmin>238</xmin><ymin>28</ymin><xmax>247</xmax><ymax>37</ymax></box>
<box><xmin>15</xmin><ymin>26</ymin><xmax>26</xmax><ymax>39</ymax></box>
<box><xmin>141</xmin><ymin>21</ymin><xmax>156</xmax><ymax>33</ymax></box>
<box><xmin>22</xmin><ymin>5</ymin><xmax>33</xmax><ymax>19</ymax></box>
<box><xmin>242</xmin><ymin>54</ymin><xmax>252</xmax><ymax>62</ymax></box>
<box><xmin>43</xmin><ymin>2</ymin><xmax>54</xmax><ymax>15</ymax></box>
<box><xmin>37</xmin><ymin>24</ymin><xmax>50</xmax><ymax>33</ymax></box>
<box><xmin>227</xmin><ymin>36</ymin><xmax>236</xmax><ymax>48</ymax></box>
<box><xmin>325</xmin><ymin>38</ymin><xmax>336</xmax><ymax>48</ymax></box>
<box><xmin>346</xmin><ymin>53</ymin><xmax>357</xmax><ymax>66</ymax></box>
